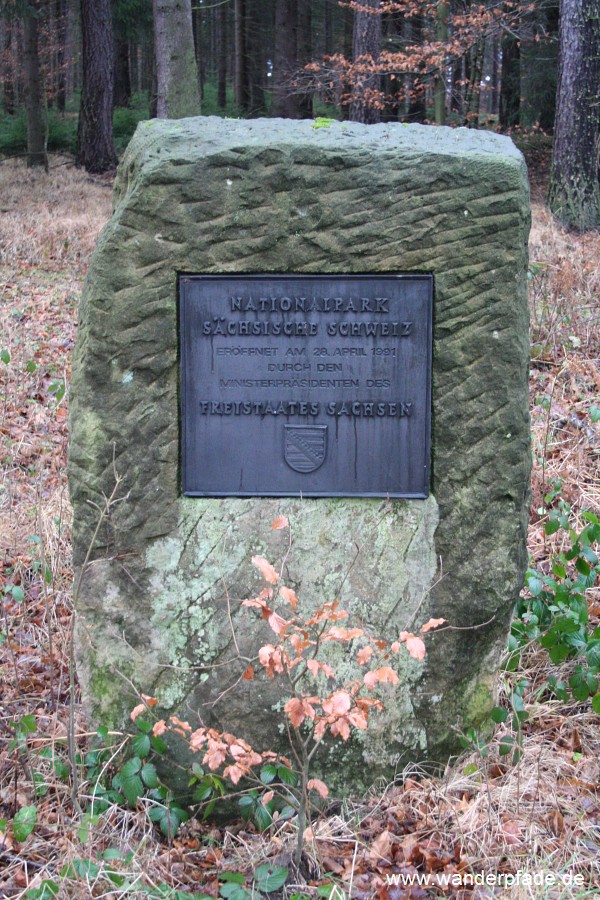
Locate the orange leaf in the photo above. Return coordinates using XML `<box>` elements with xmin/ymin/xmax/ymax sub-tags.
<box><xmin>325</xmin><ymin>626</ymin><xmax>364</xmax><ymax>642</ymax></box>
<box><xmin>170</xmin><ymin>716</ymin><xmax>191</xmax><ymax>733</ymax></box>
<box><xmin>306</xmin><ymin>659</ymin><xmax>320</xmax><ymax>677</ymax></box>
<box><xmin>322</xmin><ymin>690</ymin><xmax>351</xmax><ymax>716</ymax></box>
<box><xmin>242</xmin><ymin>664</ymin><xmax>254</xmax><ymax>681</ymax></box>
<box><xmin>142</xmin><ymin>694</ymin><xmax>158</xmax><ymax>707</ymax></box>
<box><xmin>378</xmin><ymin>665</ymin><xmax>400</xmax><ymax>684</ymax></box>
<box><xmin>262</xmin><ymin>790</ymin><xmax>275</xmax><ymax>806</ymax></box>
<box><xmin>290</xmin><ymin>632</ymin><xmax>312</xmax><ymax>655</ymax></box>
<box><xmin>130</xmin><ymin>703</ymin><xmax>146</xmax><ymax>722</ymax></box>
<box><xmin>268</xmin><ymin>611</ymin><xmax>289</xmax><ymax>635</ymax></box>
<box><xmin>307</xmin><ymin>778</ymin><xmax>329</xmax><ymax>799</ymax></box>
<box><xmin>152</xmin><ymin>719</ymin><xmax>167</xmax><ymax>736</ymax></box>
<box><xmin>242</xmin><ymin>587</ymin><xmax>273</xmax><ymax>610</ymax></box>
<box><xmin>252</xmin><ymin>555</ymin><xmax>278</xmax><ymax>584</ymax></box>
<box><xmin>364</xmin><ymin>666</ymin><xmax>399</xmax><ymax>689</ymax></box>
<box><xmin>223</xmin><ymin>764</ymin><xmax>245</xmax><ymax>784</ymax></box>
<box><xmin>271</xmin><ymin>515</ymin><xmax>289</xmax><ymax>530</ymax></box>
<box><xmin>330</xmin><ymin>717</ymin><xmax>351</xmax><ymax>740</ymax></box>
<box><xmin>420</xmin><ymin>617</ymin><xmax>446</xmax><ymax>633</ymax></box>
<box><xmin>279</xmin><ymin>585</ymin><xmax>298</xmax><ymax>610</ymax></box>
<box><xmin>258</xmin><ymin>644</ymin><xmax>285</xmax><ymax>677</ymax></box>
<box><xmin>203</xmin><ymin>741</ymin><xmax>227</xmax><ymax>770</ymax></box>
<box><xmin>306</xmin><ymin>659</ymin><xmax>333</xmax><ymax>679</ymax></box>
<box><xmin>357</xmin><ymin>646</ymin><xmax>373</xmax><ymax>665</ymax></box>
<box><xmin>369</xmin><ymin>828</ymin><xmax>394</xmax><ymax>864</ymax></box>
<box><xmin>405</xmin><ymin>634</ymin><xmax>426</xmax><ymax>660</ymax></box>
<box><xmin>348</xmin><ymin>708</ymin><xmax>368</xmax><ymax>730</ymax></box>
<box><xmin>284</xmin><ymin>697</ymin><xmax>307</xmax><ymax>728</ymax></box>
<box><xmin>189</xmin><ymin>729</ymin><xmax>207</xmax><ymax>751</ymax></box>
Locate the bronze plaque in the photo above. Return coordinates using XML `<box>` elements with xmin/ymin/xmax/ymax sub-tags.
<box><xmin>179</xmin><ymin>274</ymin><xmax>432</xmax><ymax>497</ymax></box>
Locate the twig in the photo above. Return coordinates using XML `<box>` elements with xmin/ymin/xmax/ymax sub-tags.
<box><xmin>68</xmin><ymin>460</ymin><xmax>125</xmax><ymax>816</ymax></box>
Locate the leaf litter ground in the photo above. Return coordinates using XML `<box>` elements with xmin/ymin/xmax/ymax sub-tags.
<box><xmin>0</xmin><ymin>156</ymin><xmax>598</xmax><ymax>898</ymax></box>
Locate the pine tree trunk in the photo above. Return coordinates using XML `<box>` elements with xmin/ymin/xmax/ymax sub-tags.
<box><xmin>548</xmin><ymin>0</ymin><xmax>600</xmax><ymax>229</ymax></box>
<box><xmin>296</xmin><ymin>3</ymin><xmax>313</xmax><ymax>118</ymax></box>
<box><xmin>217</xmin><ymin>0</ymin><xmax>227</xmax><ymax>109</ymax></box>
<box><xmin>233</xmin><ymin>0</ymin><xmax>250</xmax><ymax>111</ymax></box>
<box><xmin>153</xmin><ymin>0</ymin><xmax>200</xmax><ymax>119</ymax></box>
<box><xmin>499</xmin><ymin>32</ymin><xmax>520</xmax><ymax>128</ymax></box>
<box><xmin>407</xmin><ymin>13</ymin><xmax>426</xmax><ymax>123</ymax></box>
<box><xmin>433</xmin><ymin>0</ymin><xmax>447</xmax><ymax>125</ymax></box>
<box><xmin>65</xmin><ymin>0</ymin><xmax>76</xmax><ymax>101</ymax></box>
<box><xmin>114</xmin><ymin>35</ymin><xmax>131</xmax><ymax>108</ymax></box>
<box><xmin>76</xmin><ymin>0</ymin><xmax>117</xmax><ymax>173</ymax></box>
<box><xmin>192</xmin><ymin>3</ymin><xmax>203</xmax><ymax>100</ymax></box>
<box><xmin>245</xmin><ymin>1</ymin><xmax>266</xmax><ymax>114</ymax></box>
<box><xmin>54</xmin><ymin>0</ymin><xmax>67</xmax><ymax>112</ymax></box>
<box><xmin>1</xmin><ymin>17</ymin><xmax>16</xmax><ymax>115</ymax></box>
<box><xmin>341</xmin><ymin>3</ymin><xmax>353</xmax><ymax>119</ymax></box>
<box><xmin>450</xmin><ymin>56</ymin><xmax>462</xmax><ymax>115</ymax></box>
<box><xmin>23</xmin><ymin>2</ymin><xmax>48</xmax><ymax>170</ymax></box>
<box><xmin>272</xmin><ymin>0</ymin><xmax>298</xmax><ymax>118</ymax></box>
<box><xmin>349</xmin><ymin>0</ymin><xmax>382</xmax><ymax>123</ymax></box>
<box><xmin>464</xmin><ymin>39</ymin><xmax>483</xmax><ymax>127</ymax></box>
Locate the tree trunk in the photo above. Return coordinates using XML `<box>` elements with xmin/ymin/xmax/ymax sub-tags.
<box><xmin>450</xmin><ymin>55</ymin><xmax>462</xmax><ymax>115</ymax></box>
<box><xmin>1</xmin><ymin>16</ymin><xmax>16</xmax><ymax>115</ymax></box>
<box><xmin>548</xmin><ymin>0</ymin><xmax>600</xmax><ymax>229</ymax></box>
<box><xmin>23</xmin><ymin>2</ymin><xmax>48</xmax><ymax>170</ymax></box>
<box><xmin>341</xmin><ymin>3</ymin><xmax>353</xmax><ymax>119</ymax></box>
<box><xmin>217</xmin><ymin>0</ymin><xmax>227</xmax><ymax>108</ymax></box>
<box><xmin>114</xmin><ymin>34</ymin><xmax>131</xmax><ymax>107</ymax></box>
<box><xmin>192</xmin><ymin>1</ymin><xmax>204</xmax><ymax>100</ymax></box>
<box><xmin>296</xmin><ymin>2</ymin><xmax>313</xmax><ymax>118</ymax></box>
<box><xmin>54</xmin><ymin>0</ymin><xmax>67</xmax><ymax>112</ymax></box>
<box><xmin>153</xmin><ymin>0</ymin><xmax>201</xmax><ymax>118</ymax></box>
<box><xmin>65</xmin><ymin>0</ymin><xmax>76</xmax><ymax>101</ymax></box>
<box><xmin>539</xmin><ymin>2</ymin><xmax>559</xmax><ymax>131</ymax></box>
<box><xmin>233</xmin><ymin>0</ymin><xmax>250</xmax><ymax>111</ymax></box>
<box><xmin>499</xmin><ymin>32</ymin><xmax>520</xmax><ymax>128</ymax></box>
<box><xmin>272</xmin><ymin>0</ymin><xmax>298</xmax><ymax>118</ymax></box>
<box><xmin>433</xmin><ymin>0</ymin><xmax>447</xmax><ymax>124</ymax></box>
<box><xmin>407</xmin><ymin>13</ymin><xmax>426</xmax><ymax>123</ymax></box>
<box><xmin>76</xmin><ymin>0</ymin><xmax>117</xmax><ymax>173</ymax></box>
<box><xmin>464</xmin><ymin>38</ymin><xmax>484</xmax><ymax>127</ymax></box>
<box><xmin>349</xmin><ymin>0</ymin><xmax>382</xmax><ymax>123</ymax></box>
<box><xmin>245</xmin><ymin>0</ymin><xmax>266</xmax><ymax>114</ymax></box>
<box><xmin>324</xmin><ymin>0</ymin><xmax>332</xmax><ymax>55</ymax></box>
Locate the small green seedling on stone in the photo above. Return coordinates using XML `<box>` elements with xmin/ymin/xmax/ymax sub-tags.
<box><xmin>312</xmin><ymin>116</ymin><xmax>336</xmax><ymax>129</ymax></box>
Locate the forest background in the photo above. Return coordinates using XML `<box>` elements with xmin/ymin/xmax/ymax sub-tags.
<box><xmin>1</xmin><ymin>0</ymin><xmax>599</xmax><ymax>228</ymax></box>
<box><xmin>0</xmin><ymin>0</ymin><xmax>599</xmax><ymax>898</ymax></box>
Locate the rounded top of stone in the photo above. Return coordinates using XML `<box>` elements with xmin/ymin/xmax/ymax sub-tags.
<box><xmin>120</xmin><ymin>116</ymin><xmax>525</xmax><ymax>174</ymax></box>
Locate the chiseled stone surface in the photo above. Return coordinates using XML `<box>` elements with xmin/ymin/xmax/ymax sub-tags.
<box><xmin>69</xmin><ymin>118</ymin><xmax>531</xmax><ymax>794</ymax></box>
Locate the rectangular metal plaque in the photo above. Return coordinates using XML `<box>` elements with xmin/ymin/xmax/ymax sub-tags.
<box><xmin>179</xmin><ymin>274</ymin><xmax>432</xmax><ymax>497</ymax></box>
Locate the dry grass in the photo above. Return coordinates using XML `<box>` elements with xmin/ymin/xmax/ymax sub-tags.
<box><xmin>0</xmin><ymin>159</ymin><xmax>111</xmax><ymax>270</ymax></box>
<box><xmin>1</xmin><ymin>159</ymin><xmax>599</xmax><ymax>899</ymax></box>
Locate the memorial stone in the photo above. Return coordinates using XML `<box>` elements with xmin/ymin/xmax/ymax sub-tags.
<box><xmin>69</xmin><ymin>118</ymin><xmax>531</xmax><ymax>793</ymax></box>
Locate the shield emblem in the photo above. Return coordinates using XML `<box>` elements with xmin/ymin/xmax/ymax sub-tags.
<box><xmin>284</xmin><ymin>425</ymin><xmax>328</xmax><ymax>474</ymax></box>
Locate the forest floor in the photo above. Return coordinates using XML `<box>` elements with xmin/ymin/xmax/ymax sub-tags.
<box><xmin>0</xmin><ymin>152</ymin><xmax>599</xmax><ymax>899</ymax></box>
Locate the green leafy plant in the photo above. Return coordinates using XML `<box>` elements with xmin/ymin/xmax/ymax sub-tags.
<box><xmin>508</xmin><ymin>507</ymin><xmax>600</xmax><ymax>712</ymax></box>
<box><xmin>489</xmin><ymin>679</ymin><xmax>529</xmax><ymax>765</ymax></box>
<box><xmin>12</xmin><ymin>805</ymin><xmax>38</xmax><ymax>842</ymax></box>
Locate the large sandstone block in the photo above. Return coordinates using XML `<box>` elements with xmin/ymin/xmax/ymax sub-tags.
<box><xmin>69</xmin><ymin>118</ymin><xmax>531</xmax><ymax>793</ymax></box>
